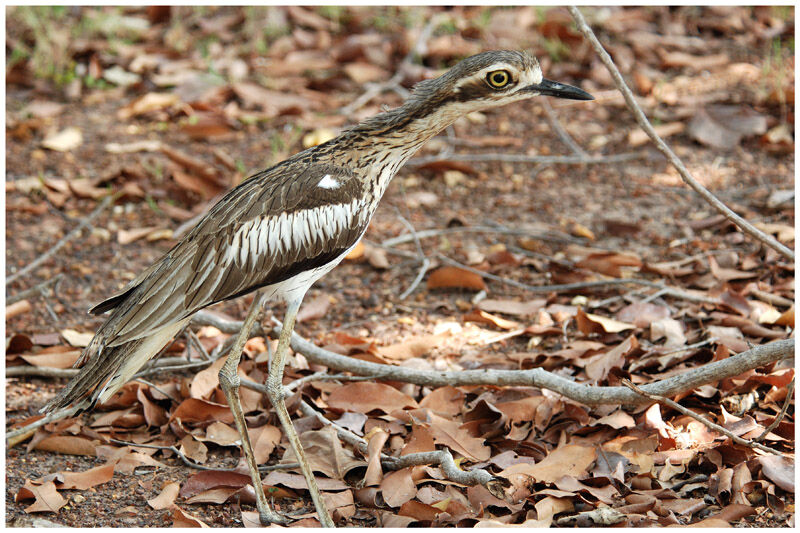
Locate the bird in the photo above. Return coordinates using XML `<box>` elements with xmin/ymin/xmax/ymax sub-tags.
<box><xmin>42</xmin><ymin>50</ymin><xmax>592</xmax><ymax>526</ymax></box>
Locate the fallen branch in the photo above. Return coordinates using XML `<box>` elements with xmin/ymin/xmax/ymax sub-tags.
<box><xmin>193</xmin><ymin>311</ymin><xmax>794</xmax><ymax>407</ymax></box>
<box><xmin>339</xmin><ymin>14</ymin><xmax>445</xmax><ymax>116</ymax></box>
<box><xmin>294</xmin><ymin>398</ymin><xmax>497</xmax><ymax>490</ymax></box>
<box><xmin>435</xmin><ymin>253</ymin><xmax>715</xmax><ymax>303</ymax></box>
<box><xmin>541</xmin><ymin>98</ymin><xmax>589</xmax><ymax>157</ymax></box>
<box><xmin>7</xmin><ymin>274</ymin><xmax>64</xmax><ymax>305</ymax></box>
<box><xmin>754</xmin><ymin>377</ymin><xmax>794</xmax><ymax>443</ymax></box>
<box><xmin>569</xmin><ymin>6</ymin><xmax>794</xmax><ymax>262</ymax></box>
<box><xmin>7</xmin><ymin>195</ymin><xmax>116</xmax><ymax>285</ymax></box>
<box><xmin>382</xmin><ymin>224</ymin><xmax>585</xmax><ymax>248</ymax></box>
<box><xmin>407</xmin><ymin>151</ymin><xmax>642</xmax><ymax>167</ymax></box>
<box><xmin>620</xmin><ymin>379</ymin><xmax>784</xmax><ymax>456</ymax></box>
<box><xmin>394</xmin><ymin>209</ymin><xmax>431</xmax><ymax>300</ymax></box>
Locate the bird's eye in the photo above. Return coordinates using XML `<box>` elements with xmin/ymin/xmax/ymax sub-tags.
<box><xmin>486</xmin><ymin>70</ymin><xmax>511</xmax><ymax>89</ymax></box>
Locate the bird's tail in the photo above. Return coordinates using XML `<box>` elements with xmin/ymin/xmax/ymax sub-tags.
<box><xmin>41</xmin><ymin>319</ymin><xmax>189</xmax><ymax>413</ymax></box>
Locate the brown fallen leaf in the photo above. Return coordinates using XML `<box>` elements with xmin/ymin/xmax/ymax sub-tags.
<box><xmin>171</xmin><ymin>398</ymin><xmax>233</xmax><ymax>424</ymax></box>
<box><xmin>377</xmin><ymin>331</ymin><xmax>450</xmax><ymax>360</ymax></box>
<box><xmin>171</xmin><ymin>505</ymin><xmax>209</xmax><ymax>527</ymax></box>
<box><xmin>32</xmin><ymin>435</ymin><xmax>98</xmax><ymax>456</ymax></box>
<box><xmin>426</xmin><ymin>413</ymin><xmax>491</xmax><ymax>462</ymax></box>
<box><xmin>628</xmin><ymin>122</ymin><xmax>685</xmax><ymax>146</ymax></box>
<box><xmin>117</xmin><ymin>92</ymin><xmax>179</xmax><ymax>119</ymax></box>
<box><xmin>364</xmin><ymin>429</ymin><xmax>390</xmax><ymax>486</ymax></box>
<box><xmin>380</xmin><ymin>468</ymin><xmax>417</xmax><ymax>508</ymax></box>
<box><xmin>172</xmin><ymin>169</ymin><xmax>226</xmax><ymax>200</ymax></box>
<box><xmin>499</xmin><ymin>444</ymin><xmax>597</xmax><ymax>484</ymax></box>
<box><xmin>60</xmin><ymin>329</ymin><xmax>94</xmax><ymax>347</ymax></box>
<box><xmin>427</xmin><ymin>266</ymin><xmax>487</xmax><ymax>291</ymax></box>
<box><xmin>296</xmin><ymin>294</ymin><xmax>331</xmax><ymax>323</ymax></box>
<box><xmin>757</xmin><ymin>455</ymin><xmax>794</xmax><ymax>492</ymax></box>
<box><xmin>20</xmin><ymin>348</ymin><xmax>81</xmax><ymax>369</ymax></box>
<box><xmin>477</xmin><ymin>298</ymin><xmax>546</xmax><ymax>317</ymax></box>
<box><xmin>179</xmin><ymin>435</ymin><xmax>208</xmax><ymax>465</ymax></box>
<box><xmin>16</xmin><ymin>480</ymin><xmax>67</xmax><ymax>514</ymax></box>
<box><xmin>53</xmin><ymin>461</ymin><xmax>116</xmax><ymax>490</ymax></box>
<box><xmin>249</xmin><ymin>424</ymin><xmax>281</xmax><ymax>465</ymax></box>
<box><xmin>148</xmin><ymin>481</ymin><xmax>181</xmax><ymax>510</ymax></box>
<box><xmin>179</xmin><ymin>470</ymin><xmax>250</xmax><ymax>500</ymax></box>
<box><xmin>463</xmin><ymin>309</ymin><xmax>520</xmax><ymax>330</ymax></box>
<box><xmin>42</xmin><ymin>127</ymin><xmax>82</xmax><ymax>152</ymax></box>
<box><xmin>576</xmin><ymin>308</ymin><xmax>636</xmax><ymax>335</ymax></box>
<box><xmin>117</xmin><ymin>227</ymin><xmax>161</xmax><ymax>245</ymax></box>
<box><xmin>7</xmin><ymin>299</ymin><xmax>32</xmax><ymax>318</ymax></box>
<box><xmin>263</xmin><ymin>471</ymin><xmax>349</xmax><ymax>491</ymax></box>
<box><xmin>327</xmin><ymin>382</ymin><xmax>418</xmax><ymax>414</ymax></box>
<box><xmin>575</xmin><ymin>251</ymin><xmax>641</xmax><ymax>277</ymax></box>
<box><xmin>283</xmin><ymin>425</ymin><xmax>366</xmax><ymax>479</ymax></box>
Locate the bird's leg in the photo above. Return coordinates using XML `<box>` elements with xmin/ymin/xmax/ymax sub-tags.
<box><xmin>267</xmin><ymin>297</ymin><xmax>335</xmax><ymax>527</ymax></box>
<box><xmin>218</xmin><ymin>289</ymin><xmax>286</xmax><ymax>525</ymax></box>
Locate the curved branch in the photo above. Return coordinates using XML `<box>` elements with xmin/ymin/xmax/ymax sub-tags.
<box><xmin>193</xmin><ymin>311</ymin><xmax>794</xmax><ymax>407</ymax></box>
<box><xmin>568</xmin><ymin>7</ymin><xmax>794</xmax><ymax>262</ymax></box>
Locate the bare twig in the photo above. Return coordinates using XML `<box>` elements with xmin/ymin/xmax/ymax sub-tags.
<box><xmin>339</xmin><ymin>14</ymin><xmax>445</xmax><ymax>116</ymax></box>
<box><xmin>295</xmin><ymin>399</ymin><xmax>495</xmax><ymax>488</ymax></box>
<box><xmin>7</xmin><ymin>274</ymin><xmax>64</xmax><ymax>305</ymax></box>
<box><xmin>6</xmin><ymin>404</ymin><xmax>82</xmax><ymax>445</ymax></box>
<box><xmin>394</xmin><ymin>210</ymin><xmax>431</xmax><ymax>300</ymax></box>
<box><xmin>541</xmin><ymin>98</ymin><xmax>589</xmax><ymax>157</ymax></box>
<box><xmin>748</xmin><ymin>288</ymin><xmax>794</xmax><ymax>309</ymax></box>
<box><xmin>620</xmin><ymin>379</ymin><xmax>784</xmax><ymax>456</ymax></box>
<box><xmin>436</xmin><ymin>253</ymin><xmax>715</xmax><ymax>303</ymax></box>
<box><xmin>569</xmin><ymin>6</ymin><xmax>794</xmax><ymax>262</ymax></box>
<box><xmin>7</xmin><ymin>195</ymin><xmax>116</xmax><ymax>285</ymax></box>
<box><xmin>754</xmin><ymin>377</ymin><xmax>794</xmax><ymax>443</ymax></box>
<box><xmin>193</xmin><ymin>311</ymin><xmax>794</xmax><ymax>407</ymax></box>
<box><xmin>407</xmin><ymin>151</ymin><xmax>642</xmax><ymax>167</ymax></box>
<box><xmin>382</xmin><ymin>224</ymin><xmax>585</xmax><ymax>248</ymax></box>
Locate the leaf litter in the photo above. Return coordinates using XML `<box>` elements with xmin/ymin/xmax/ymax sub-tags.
<box><xmin>6</xmin><ymin>5</ymin><xmax>794</xmax><ymax>528</ymax></box>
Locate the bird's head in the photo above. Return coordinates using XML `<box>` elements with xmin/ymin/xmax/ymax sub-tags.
<box><xmin>407</xmin><ymin>50</ymin><xmax>592</xmax><ymax>117</ymax></box>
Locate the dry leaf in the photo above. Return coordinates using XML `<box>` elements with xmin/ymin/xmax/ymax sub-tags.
<box><xmin>296</xmin><ymin>294</ymin><xmax>331</xmax><ymax>323</ymax></box>
<box><xmin>16</xmin><ymin>480</ymin><xmax>67</xmax><ymax>514</ymax></box>
<box><xmin>499</xmin><ymin>444</ymin><xmax>597</xmax><ymax>484</ymax></box>
<box><xmin>148</xmin><ymin>481</ymin><xmax>180</xmax><ymax>510</ymax></box>
<box><xmin>477</xmin><ymin>298</ymin><xmax>546</xmax><ymax>317</ymax></box>
<box><xmin>42</xmin><ymin>127</ymin><xmax>83</xmax><ymax>152</ymax></box>
<box><xmin>427</xmin><ymin>266</ymin><xmax>487</xmax><ymax>291</ymax></box>
<box><xmin>118</xmin><ymin>92</ymin><xmax>179</xmax><ymax>119</ymax></box>
<box><xmin>327</xmin><ymin>382</ymin><xmax>418</xmax><ymax>414</ymax></box>
<box><xmin>380</xmin><ymin>468</ymin><xmax>417</xmax><ymax>507</ymax></box>
<box><xmin>171</xmin><ymin>398</ymin><xmax>233</xmax><ymax>424</ymax></box>
<box><xmin>283</xmin><ymin>425</ymin><xmax>366</xmax><ymax>479</ymax></box>
<box><xmin>60</xmin><ymin>329</ymin><xmax>94</xmax><ymax>347</ymax></box>
<box><xmin>54</xmin><ymin>461</ymin><xmax>115</xmax><ymax>490</ymax></box>
<box><xmin>576</xmin><ymin>309</ymin><xmax>636</xmax><ymax>334</ymax></box>
<box><xmin>171</xmin><ymin>506</ymin><xmax>209</xmax><ymax>527</ymax></box>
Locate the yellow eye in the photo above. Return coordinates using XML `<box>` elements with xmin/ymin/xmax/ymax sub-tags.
<box><xmin>487</xmin><ymin>70</ymin><xmax>511</xmax><ymax>89</ymax></box>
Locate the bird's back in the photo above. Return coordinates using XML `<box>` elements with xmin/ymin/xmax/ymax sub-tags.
<box><xmin>44</xmin><ymin>151</ymin><xmax>372</xmax><ymax>411</ymax></box>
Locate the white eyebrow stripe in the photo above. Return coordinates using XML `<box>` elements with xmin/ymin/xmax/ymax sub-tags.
<box><xmin>453</xmin><ymin>63</ymin><xmax>519</xmax><ymax>90</ymax></box>
<box><xmin>317</xmin><ymin>174</ymin><xmax>341</xmax><ymax>189</ymax></box>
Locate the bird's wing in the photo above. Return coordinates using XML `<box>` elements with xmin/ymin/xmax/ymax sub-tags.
<box><xmin>97</xmin><ymin>160</ymin><xmax>369</xmax><ymax>347</ymax></box>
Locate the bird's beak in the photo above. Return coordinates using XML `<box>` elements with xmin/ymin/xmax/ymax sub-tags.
<box><xmin>525</xmin><ymin>78</ymin><xmax>594</xmax><ymax>100</ymax></box>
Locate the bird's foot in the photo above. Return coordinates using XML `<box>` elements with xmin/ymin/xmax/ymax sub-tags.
<box><xmin>259</xmin><ymin>507</ymin><xmax>289</xmax><ymax>526</ymax></box>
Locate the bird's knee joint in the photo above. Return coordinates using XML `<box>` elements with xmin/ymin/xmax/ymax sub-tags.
<box><xmin>218</xmin><ymin>368</ymin><xmax>240</xmax><ymax>391</ymax></box>
<box><xmin>266</xmin><ymin>379</ymin><xmax>283</xmax><ymax>404</ymax></box>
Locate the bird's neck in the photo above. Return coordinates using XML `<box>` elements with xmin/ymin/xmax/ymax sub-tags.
<box><xmin>333</xmin><ymin>96</ymin><xmax>467</xmax><ymax>194</ymax></box>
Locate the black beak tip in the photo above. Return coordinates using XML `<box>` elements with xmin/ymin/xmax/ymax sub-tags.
<box><xmin>531</xmin><ymin>78</ymin><xmax>594</xmax><ymax>101</ymax></box>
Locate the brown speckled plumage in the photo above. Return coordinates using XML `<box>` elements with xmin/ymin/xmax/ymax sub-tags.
<box><xmin>44</xmin><ymin>49</ymin><xmax>591</xmax><ymax>413</ymax></box>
